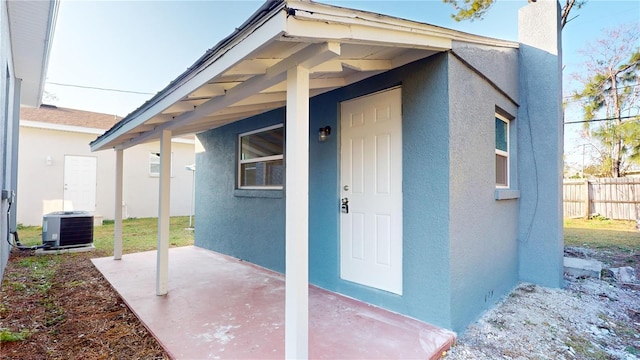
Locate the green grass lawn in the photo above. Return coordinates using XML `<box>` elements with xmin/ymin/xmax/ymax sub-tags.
<box><xmin>16</xmin><ymin>216</ymin><xmax>194</xmax><ymax>257</ymax></box>
<box><xmin>564</xmin><ymin>218</ymin><xmax>640</xmax><ymax>253</ymax></box>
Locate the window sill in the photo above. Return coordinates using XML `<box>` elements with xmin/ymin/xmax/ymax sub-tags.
<box><xmin>495</xmin><ymin>189</ymin><xmax>520</xmax><ymax>200</ymax></box>
<box><xmin>234</xmin><ymin>189</ymin><xmax>283</xmax><ymax>198</ymax></box>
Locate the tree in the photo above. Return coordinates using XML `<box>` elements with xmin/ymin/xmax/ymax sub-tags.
<box><xmin>442</xmin><ymin>0</ymin><xmax>585</xmax><ymax>29</ymax></box>
<box><xmin>582</xmin><ymin>164</ymin><xmax>602</xmax><ymax>178</ymax></box>
<box><xmin>573</xmin><ymin>25</ymin><xmax>640</xmax><ymax>177</ymax></box>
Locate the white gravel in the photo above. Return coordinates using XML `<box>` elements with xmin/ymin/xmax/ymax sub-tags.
<box><xmin>445</xmin><ymin>275</ymin><xmax>640</xmax><ymax>359</ymax></box>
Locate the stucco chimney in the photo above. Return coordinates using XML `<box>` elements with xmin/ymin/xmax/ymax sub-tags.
<box><xmin>517</xmin><ymin>0</ymin><xmax>564</xmax><ymax>288</ymax></box>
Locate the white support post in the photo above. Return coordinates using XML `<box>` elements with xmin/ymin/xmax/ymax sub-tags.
<box><xmin>156</xmin><ymin>129</ymin><xmax>172</xmax><ymax>296</ymax></box>
<box><xmin>285</xmin><ymin>65</ymin><xmax>310</xmax><ymax>359</ymax></box>
<box><xmin>114</xmin><ymin>149</ymin><xmax>124</xmax><ymax>260</ymax></box>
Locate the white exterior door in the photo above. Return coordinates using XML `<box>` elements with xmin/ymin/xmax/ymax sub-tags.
<box><xmin>340</xmin><ymin>87</ymin><xmax>403</xmax><ymax>295</ymax></box>
<box><xmin>63</xmin><ymin>155</ymin><xmax>97</xmax><ymax>212</ymax></box>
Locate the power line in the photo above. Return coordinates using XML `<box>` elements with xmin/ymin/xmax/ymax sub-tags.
<box><xmin>564</xmin><ymin>115</ymin><xmax>639</xmax><ymax>125</ymax></box>
<box><xmin>46</xmin><ymin>81</ymin><xmax>154</xmax><ymax>95</ymax></box>
<box><xmin>40</xmin><ymin>81</ymin><xmax>640</xmax><ymax>124</ymax></box>
<box><xmin>563</xmin><ymin>83</ymin><xmax>639</xmax><ymax>100</ymax></box>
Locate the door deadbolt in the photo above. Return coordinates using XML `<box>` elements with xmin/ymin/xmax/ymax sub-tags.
<box><xmin>341</xmin><ymin>197</ymin><xmax>349</xmax><ymax>214</ymax></box>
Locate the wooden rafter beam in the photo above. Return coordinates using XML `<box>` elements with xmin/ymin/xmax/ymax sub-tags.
<box><xmin>221</xmin><ymin>59</ymin><xmax>280</xmax><ymax>76</ymax></box>
<box><xmin>341</xmin><ymin>59</ymin><xmax>392</xmax><ymax>72</ymax></box>
<box><xmin>187</xmin><ymin>82</ymin><xmax>242</xmax><ymax>99</ymax></box>
<box><xmin>117</xmin><ymin>41</ymin><xmax>341</xmax><ymax>150</ymax></box>
<box><xmin>169</xmin><ymin>100</ymin><xmax>289</xmax><ymax>136</ymax></box>
<box><xmin>131</xmin><ymin>124</ymin><xmax>156</xmax><ymax>132</ymax></box>
<box><xmin>262</xmin><ymin>77</ymin><xmax>345</xmax><ymax>93</ymax></box>
<box><xmin>145</xmin><ymin>115</ymin><xmax>173</xmax><ymax>125</ymax></box>
<box><xmin>233</xmin><ymin>92</ymin><xmax>286</xmax><ymax>107</ymax></box>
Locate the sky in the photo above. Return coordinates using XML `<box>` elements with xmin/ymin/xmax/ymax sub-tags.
<box><xmin>42</xmin><ymin>0</ymin><xmax>640</xmax><ymax>167</ymax></box>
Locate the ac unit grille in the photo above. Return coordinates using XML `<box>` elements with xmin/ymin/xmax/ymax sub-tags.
<box><xmin>59</xmin><ymin>216</ymin><xmax>94</xmax><ymax>247</ymax></box>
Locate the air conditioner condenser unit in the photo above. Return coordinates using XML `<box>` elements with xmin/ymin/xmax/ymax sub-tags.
<box><xmin>42</xmin><ymin>211</ymin><xmax>94</xmax><ymax>249</ymax></box>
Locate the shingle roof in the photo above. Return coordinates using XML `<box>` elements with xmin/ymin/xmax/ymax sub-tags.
<box><xmin>20</xmin><ymin>104</ymin><xmax>123</xmax><ymax>130</ymax></box>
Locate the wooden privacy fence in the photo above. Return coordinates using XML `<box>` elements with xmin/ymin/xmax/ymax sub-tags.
<box><xmin>563</xmin><ymin>178</ymin><xmax>640</xmax><ymax>220</ymax></box>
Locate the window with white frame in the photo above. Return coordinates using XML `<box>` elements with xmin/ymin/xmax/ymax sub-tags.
<box><xmin>238</xmin><ymin>124</ymin><xmax>284</xmax><ymax>189</ymax></box>
<box><xmin>149</xmin><ymin>152</ymin><xmax>173</xmax><ymax>177</ymax></box>
<box><xmin>495</xmin><ymin>114</ymin><xmax>509</xmax><ymax>188</ymax></box>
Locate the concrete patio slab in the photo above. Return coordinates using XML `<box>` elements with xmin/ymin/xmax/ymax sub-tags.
<box><xmin>36</xmin><ymin>244</ymin><xmax>96</xmax><ymax>256</ymax></box>
<box><xmin>564</xmin><ymin>257</ymin><xmax>603</xmax><ymax>279</ymax></box>
<box><xmin>92</xmin><ymin>246</ymin><xmax>455</xmax><ymax>359</ymax></box>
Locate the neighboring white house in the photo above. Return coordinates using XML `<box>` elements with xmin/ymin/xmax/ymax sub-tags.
<box><xmin>17</xmin><ymin>105</ymin><xmax>195</xmax><ymax>226</ymax></box>
<box><xmin>1</xmin><ymin>0</ymin><xmax>58</xmax><ymax>280</ymax></box>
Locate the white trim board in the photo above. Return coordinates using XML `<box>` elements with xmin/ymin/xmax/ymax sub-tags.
<box><xmin>21</xmin><ymin>120</ymin><xmax>195</xmax><ymax>144</ymax></box>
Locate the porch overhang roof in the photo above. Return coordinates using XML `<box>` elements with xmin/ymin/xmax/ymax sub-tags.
<box><xmin>90</xmin><ymin>0</ymin><xmax>518</xmax><ymax>152</ymax></box>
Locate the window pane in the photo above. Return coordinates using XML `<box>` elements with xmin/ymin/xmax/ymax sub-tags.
<box><xmin>149</xmin><ymin>153</ymin><xmax>160</xmax><ymax>175</ymax></box>
<box><xmin>496</xmin><ymin>154</ymin><xmax>508</xmax><ymax>186</ymax></box>
<box><xmin>149</xmin><ymin>152</ymin><xmax>173</xmax><ymax>176</ymax></box>
<box><xmin>241</xmin><ymin>127</ymin><xmax>284</xmax><ymax>160</ymax></box>
<box><xmin>240</xmin><ymin>159</ymin><xmax>284</xmax><ymax>187</ymax></box>
<box><xmin>495</xmin><ymin>118</ymin><xmax>508</xmax><ymax>152</ymax></box>
<box><xmin>150</xmin><ymin>163</ymin><xmax>160</xmax><ymax>175</ymax></box>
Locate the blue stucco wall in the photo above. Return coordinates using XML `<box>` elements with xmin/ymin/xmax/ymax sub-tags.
<box><xmin>517</xmin><ymin>1</ymin><xmax>564</xmax><ymax>288</ymax></box>
<box><xmin>451</xmin><ymin>41</ymin><xmax>519</xmax><ymax>102</ymax></box>
<box><xmin>195</xmin><ymin>42</ymin><xmax>536</xmax><ymax>332</ymax></box>
<box><xmin>447</xmin><ymin>54</ymin><xmax>520</xmax><ymax>332</ymax></box>
<box><xmin>196</xmin><ymin>53</ymin><xmax>455</xmax><ymax>329</ymax></box>
<box><xmin>0</xmin><ymin>4</ymin><xmax>19</xmax><ymax>282</ymax></box>
<box><xmin>195</xmin><ymin>110</ymin><xmax>287</xmax><ymax>272</ymax></box>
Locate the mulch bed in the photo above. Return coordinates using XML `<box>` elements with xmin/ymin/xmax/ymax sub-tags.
<box><xmin>0</xmin><ymin>249</ymin><xmax>168</xmax><ymax>359</ymax></box>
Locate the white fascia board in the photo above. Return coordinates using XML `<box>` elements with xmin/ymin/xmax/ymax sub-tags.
<box><xmin>90</xmin><ymin>9</ymin><xmax>288</xmax><ymax>152</ymax></box>
<box><xmin>284</xmin><ymin>16</ymin><xmax>452</xmax><ymax>51</ymax></box>
<box><xmin>20</xmin><ymin>120</ymin><xmax>105</xmax><ymax>135</ymax></box>
<box><xmin>287</xmin><ymin>1</ymin><xmax>518</xmax><ymax>49</ymax></box>
<box><xmin>36</xmin><ymin>0</ymin><xmax>59</xmax><ymax>107</ymax></box>
<box><xmin>171</xmin><ymin>137</ymin><xmax>195</xmax><ymax>145</ymax></box>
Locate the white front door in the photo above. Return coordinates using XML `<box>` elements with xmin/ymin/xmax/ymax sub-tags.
<box><xmin>63</xmin><ymin>155</ymin><xmax>97</xmax><ymax>212</ymax></box>
<box><xmin>340</xmin><ymin>87</ymin><xmax>403</xmax><ymax>295</ymax></box>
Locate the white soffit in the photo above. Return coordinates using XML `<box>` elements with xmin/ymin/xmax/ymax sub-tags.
<box><xmin>7</xmin><ymin>0</ymin><xmax>59</xmax><ymax>107</ymax></box>
<box><xmin>90</xmin><ymin>0</ymin><xmax>518</xmax><ymax>152</ymax></box>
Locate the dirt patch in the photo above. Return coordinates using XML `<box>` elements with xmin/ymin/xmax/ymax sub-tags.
<box><xmin>0</xmin><ymin>250</ymin><xmax>167</xmax><ymax>359</ymax></box>
<box><xmin>566</xmin><ymin>245</ymin><xmax>640</xmax><ymax>277</ymax></box>
<box><xmin>446</xmin><ymin>247</ymin><xmax>640</xmax><ymax>359</ymax></box>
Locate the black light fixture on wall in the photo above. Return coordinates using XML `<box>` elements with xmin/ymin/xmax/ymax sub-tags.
<box><xmin>318</xmin><ymin>126</ymin><xmax>331</xmax><ymax>142</ymax></box>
